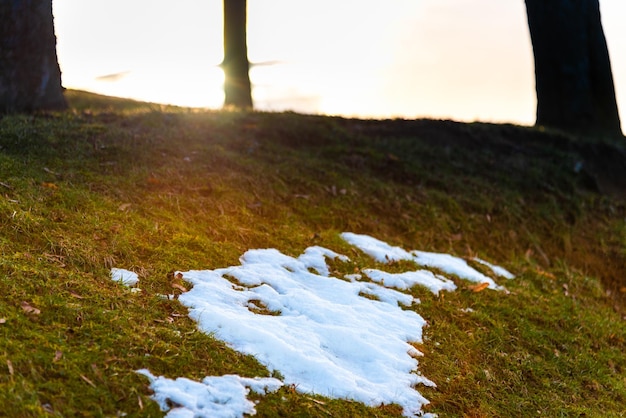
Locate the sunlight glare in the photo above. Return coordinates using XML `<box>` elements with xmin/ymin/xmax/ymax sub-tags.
<box><xmin>52</xmin><ymin>0</ymin><xmax>625</xmax><ymax>131</ymax></box>
<box><xmin>54</xmin><ymin>0</ymin><xmax>224</xmax><ymax>107</ymax></box>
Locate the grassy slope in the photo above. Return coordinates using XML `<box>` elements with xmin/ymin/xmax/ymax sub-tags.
<box><xmin>0</xmin><ymin>90</ymin><xmax>624</xmax><ymax>417</ymax></box>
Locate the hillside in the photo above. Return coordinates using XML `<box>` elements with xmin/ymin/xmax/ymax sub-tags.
<box><xmin>0</xmin><ymin>90</ymin><xmax>624</xmax><ymax>417</ymax></box>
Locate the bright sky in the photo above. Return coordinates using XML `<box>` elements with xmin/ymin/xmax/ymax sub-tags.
<box><xmin>116</xmin><ymin>232</ymin><xmax>514</xmax><ymax>417</ymax></box>
<box><xmin>53</xmin><ymin>0</ymin><xmax>626</xmax><ymax>131</ymax></box>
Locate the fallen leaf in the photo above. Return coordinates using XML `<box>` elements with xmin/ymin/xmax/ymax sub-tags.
<box><xmin>80</xmin><ymin>374</ymin><xmax>96</xmax><ymax>388</ymax></box>
<box><xmin>44</xmin><ymin>253</ymin><xmax>66</xmax><ymax>267</ymax></box>
<box><xmin>172</xmin><ymin>283</ymin><xmax>187</xmax><ymax>293</ymax></box>
<box><xmin>69</xmin><ymin>292</ymin><xmax>84</xmax><ymax>299</ymax></box>
<box><xmin>41</xmin><ymin>182</ymin><xmax>58</xmax><ymax>190</ymax></box>
<box><xmin>470</xmin><ymin>282</ymin><xmax>490</xmax><ymax>293</ymax></box>
<box><xmin>53</xmin><ymin>351</ymin><xmax>63</xmax><ymax>362</ymax></box>
<box><xmin>449</xmin><ymin>233</ymin><xmax>463</xmax><ymax>241</ymax></box>
<box><xmin>91</xmin><ymin>363</ymin><xmax>103</xmax><ymax>381</ymax></box>
<box><xmin>118</xmin><ymin>203</ymin><xmax>132</xmax><ymax>211</ymax></box>
<box><xmin>0</xmin><ymin>318</ymin><xmax>6</xmax><ymax>324</ymax></box>
<box><xmin>535</xmin><ymin>268</ymin><xmax>556</xmax><ymax>279</ymax></box>
<box><xmin>7</xmin><ymin>360</ymin><xmax>14</xmax><ymax>376</ymax></box>
<box><xmin>21</xmin><ymin>301</ymin><xmax>41</xmax><ymax>315</ymax></box>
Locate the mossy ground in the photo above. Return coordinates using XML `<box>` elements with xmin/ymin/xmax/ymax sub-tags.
<box><xmin>0</xmin><ymin>90</ymin><xmax>624</xmax><ymax>417</ymax></box>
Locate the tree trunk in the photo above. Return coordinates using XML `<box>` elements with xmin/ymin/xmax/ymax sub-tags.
<box><xmin>525</xmin><ymin>0</ymin><xmax>622</xmax><ymax>139</ymax></box>
<box><xmin>0</xmin><ymin>0</ymin><xmax>67</xmax><ymax>113</ymax></box>
<box><xmin>222</xmin><ymin>0</ymin><xmax>252</xmax><ymax>109</ymax></box>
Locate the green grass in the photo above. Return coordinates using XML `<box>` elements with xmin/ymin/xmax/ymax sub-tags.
<box><xmin>0</xmin><ymin>90</ymin><xmax>624</xmax><ymax>417</ymax></box>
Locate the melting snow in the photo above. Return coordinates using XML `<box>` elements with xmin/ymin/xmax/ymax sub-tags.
<box><xmin>342</xmin><ymin>232</ymin><xmax>510</xmax><ymax>290</ymax></box>
<box><xmin>177</xmin><ymin>247</ymin><xmax>433</xmax><ymax>416</ymax></box>
<box><xmin>133</xmin><ymin>232</ymin><xmax>514</xmax><ymax>417</ymax></box>
<box><xmin>362</xmin><ymin>269</ymin><xmax>457</xmax><ymax>295</ymax></box>
<box><xmin>110</xmin><ymin>268</ymin><xmax>139</xmax><ymax>286</ymax></box>
<box><xmin>136</xmin><ymin>370</ymin><xmax>282</xmax><ymax>418</ymax></box>
<box><xmin>473</xmin><ymin>257</ymin><xmax>516</xmax><ymax>280</ymax></box>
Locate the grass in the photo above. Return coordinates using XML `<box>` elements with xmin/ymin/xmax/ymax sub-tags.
<box><xmin>0</xmin><ymin>90</ymin><xmax>624</xmax><ymax>417</ymax></box>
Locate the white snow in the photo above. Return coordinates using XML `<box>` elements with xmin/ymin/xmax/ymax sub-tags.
<box><xmin>362</xmin><ymin>269</ymin><xmax>457</xmax><ymax>295</ymax></box>
<box><xmin>341</xmin><ymin>232</ymin><xmax>414</xmax><ymax>262</ymax></box>
<box><xmin>412</xmin><ymin>250</ymin><xmax>502</xmax><ymax>290</ymax></box>
<box><xmin>136</xmin><ymin>369</ymin><xmax>282</xmax><ymax>418</ymax></box>
<box><xmin>137</xmin><ymin>232</ymin><xmax>513</xmax><ymax>417</ymax></box>
<box><xmin>473</xmin><ymin>257</ymin><xmax>516</xmax><ymax>280</ymax></box>
<box><xmin>342</xmin><ymin>232</ymin><xmax>511</xmax><ymax>290</ymax></box>
<box><xmin>176</xmin><ymin>248</ymin><xmax>433</xmax><ymax>417</ymax></box>
<box><xmin>110</xmin><ymin>268</ymin><xmax>139</xmax><ymax>286</ymax></box>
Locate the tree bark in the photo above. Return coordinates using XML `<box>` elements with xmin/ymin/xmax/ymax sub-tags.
<box><xmin>0</xmin><ymin>0</ymin><xmax>67</xmax><ymax>113</ymax></box>
<box><xmin>525</xmin><ymin>0</ymin><xmax>622</xmax><ymax>139</ymax></box>
<box><xmin>222</xmin><ymin>0</ymin><xmax>252</xmax><ymax>109</ymax></box>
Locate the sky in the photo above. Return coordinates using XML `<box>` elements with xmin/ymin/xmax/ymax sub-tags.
<box><xmin>115</xmin><ymin>232</ymin><xmax>514</xmax><ymax>417</ymax></box>
<box><xmin>52</xmin><ymin>1</ymin><xmax>626</xmax><ymax>132</ymax></box>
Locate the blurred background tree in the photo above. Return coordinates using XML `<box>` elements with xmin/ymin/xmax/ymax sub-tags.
<box><xmin>222</xmin><ymin>0</ymin><xmax>252</xmax><ymax>109</ymax></box>
<box><xmin>0</xmin><ymin>0</ymin><xmax>66</xmax><ymax>113</ymax></box>
<box><xmin>525</xmin><ymin>0</ymin><xmax>622</xmax><ymax>139</ymax></box>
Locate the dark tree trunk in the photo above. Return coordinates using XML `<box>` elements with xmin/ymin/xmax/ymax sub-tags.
<box><xmin>222</xmin><ymin>0</ymin><xmax>252</xmax><ymax>109</ymax></box>
<box><xmin>0</xmin><ymin>0</ymin><xmax>67</xmax><ymax>113</ymax></box>
<box><xmin>525</xmin><ymin>0</ymin><xmax>622</xmax><ymax>139</ymax></box>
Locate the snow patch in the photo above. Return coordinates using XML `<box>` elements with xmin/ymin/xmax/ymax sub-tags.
<box><xmin>136</xmin><ymin>369</ymin><xmax>282</xmax><ymax>418</ymax></box>
<box><xmin>176</xmin><ymin>247</ymin><xmax>433</xmax><ymax>417</ymax></box>
<box><xmin>139</xmin><ymin>232</ymin><xmax>514</xmax><ymax>417</ymax></box>
<box><xmin>342</xmin><ymin>232</ymin><xmax>511</xmax><ymax>290</ymax></box>
<box><xmin>110</xmin><ymin>268</ymin><xmax>139</xmax><ymax>287</ymax></box>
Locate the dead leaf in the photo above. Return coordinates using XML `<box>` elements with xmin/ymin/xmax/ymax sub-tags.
<box><xmin>44</xmin><ymin>253</ymin><xmax>66</xmax><ymax>267</ymax></box>
<box><xmin>535</xmin><ymin>268</ymin><xmax>556</xmax><ymax>280</ymax></box>
<box><xmin>172</xmin><ymin>283</ymin><xmax>187</xmax><ymax>293</ymax></box>
<box><xmin>21</xmin><ymin>301</ymin><xmax>41</xmax><ymax>315</ymax></box>
<box><xmin>138</xmin><ymin>395</ymin><xmax>143</xmax><ymax>410</ymax></box>
<box><xmin>449</xmin><ymin>233</ymin><xmax>463</xmax><ymax>241</ymax></box>
<box><xmin>91</xmin><ymin>363</ymin><xmax>103</xmax><ymax>381</ymax></box>
<box><xmin>146</xmin><ymin>176</ymin><xmax>161</xmax><ymax>186</ymax></box>
<box><xmin>0</xmin><ymin>318</ymin><xmax>6</xmax><ymax>324</ymax></box>
<box><xmin>53</xmin><ymin>351</ymin><xmax>63</xmax><ymax>362</ymax></box>
<box><xmin>80</xmin><ymin>374</ymin><xmax>96</xmax><ymax>388</ymax></box>
<box><xmin>69</xmin><ymin>292</ymin><xmax>84</xmax><ymax>299</ymax></box>
<box><xmin>7</xmin><ymin>360</ymin><xmax>14</xmax><ymax>376</ymax></box>
<box><xmin>41</xmin><ymin>182</ymin><xmax>58</xmax><ymax>190</ymax></box>
<box><xmin>470</xmin><ymin>282</ymin><xmax>490</xmax><ymax>293</ymax></box>
<box><xmin>118</xmin><ymin>203</ymin><xmax>132</xmax><ymax>211</ymax></box>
